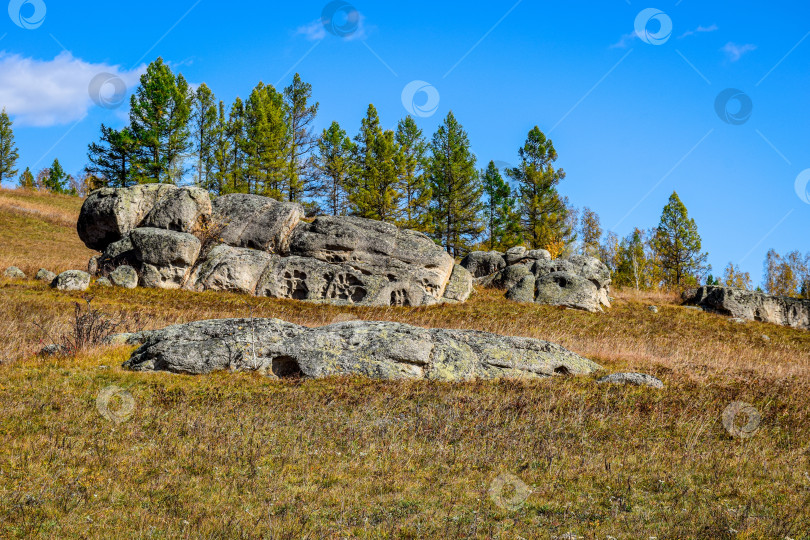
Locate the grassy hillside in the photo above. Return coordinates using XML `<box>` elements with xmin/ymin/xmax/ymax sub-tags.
<box><xmin>0</xmin><ymin>188</ymin><xmax>808</xmax><ymax>538</ymax></box>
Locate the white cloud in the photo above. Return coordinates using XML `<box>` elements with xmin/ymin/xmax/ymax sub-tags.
<box><xmin>679</xmin><ymin>24</ymin><xmax>718</xmax><ymax>39</ymax></box>
<box><xmin>0</xmin><ymin>51</ymin><xmax>144</xmax><ymax>127</ymax></box>
<box><xmin>295</xmin><ymin>12</ymin><xmax>368</xmax><ymax>42</ymax></box>
<box><xmin>610</xmin><ymin>32</ymin><xmax>637</xmax><ymax>49</ymax></box>
<box><xmin>722</xmin><ymin>42</ymin><xmax>757</xmax><ymax>62</ymax></box>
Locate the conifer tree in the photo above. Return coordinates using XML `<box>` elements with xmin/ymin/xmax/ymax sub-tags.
<box><xmin>315</xmin><ymin>121</ymin><xmax>354</xmax><ymax>216</ymax></box>
<box><xmin>481</xmin><ymin>160</ymin><xmax>520</xmax><ymax>250</ymax></box>
<box><xmin>243</xmin><ymin>82</ymin><xmax>288</xmax><ymax>198</ymax></box>
<box><xmin>349</xmin><ymin>104</ymin><xmax>382</xmax><ymax>208</ymax></box>
<box><xmin>283</xmin><ymin>73</ymin><xmax>319</xmax><ymax>202</ymax></box>
<box><xmin>0</xmin><ymin>108</ymin><xmax>19</xmax><ymax>184</ymax></box>
<box><xmin>427</xmin><ymin>111</ymin><xmax>483</xmax><ymax>256</ymax></box>
<box><xmin>129</xmin><ymin>58</ymin><xmax>192</xmax><ymax>183</ymax></box>
<box><xmin>227</xmin><ymin>98</ymin><xmax>247</xmax><ymax>193</ymax></box>
<box><xmin>87</xmin><ymin>124</ymin><xmax>137</xmax><ymax>187</ymax></box>
<box><xmin>349</xmin><ymin>128</ymin><xmax>401</xmax><ymax>222</ymax></box>
<box><xmin>44</xmin><ymin>158</ymin><xmax>67</xmax><ymax>193</ymax></box>
<box><xmin>17</xmin><ymin>167</ymin><xmax>34</xmax><ymax>189</ymax></box>
<box><xmin>395</xmin><ymin>116</ymin><xmax>432</xmax><ymax>232</ymax></box>
<box><xmin>191</xmin><ymin>83</ymin><xmax>218</xmax><ymax>188</ymax></box>
<box><xmin>209</xmin><ymin>101</ymin><xmax>232</xmax><ymax>195</ymax></box>
<box><xmin>508</xmin><ymin>126</ymin><xmax>570</xmax><ymax>250</ymax></box>
<box><xmin>651</xmin><ymin>191</ymin><xmax>709</xmax><ymax>286</ymax></box>
<box><xmin>579</xmin><ymin>207</ymin><xmax>602</xmax><ymax>257</ymax></box>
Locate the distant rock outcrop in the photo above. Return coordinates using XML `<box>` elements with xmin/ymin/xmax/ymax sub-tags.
<box><xmin>685</xmin><ymin>286</ymin><xmax>810</xmax><ymax>330</ymax></box>
<box><xmin>78</xmin><ymin>185</ymin><xmax>472</xmax><ymax>306</ymax></box>
<box><xmin>462</xmin><ymin>249</ymin><xmax>612</xmax><ymax>313</ymax></box>
<box><xmin>120</xmin><ymin>318</ymin><xmax>602</xmax><ymax>380</ymax></box>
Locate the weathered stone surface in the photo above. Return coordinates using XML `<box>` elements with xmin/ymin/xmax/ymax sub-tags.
<box><xmin>490</xmin><ymin>264</ymin><xmax>533</xmax><ymax>291</ymax></box>
<box><xmin>441</xmin><ymin>264</ymin><xmax>473</xmax><ymax>303</ymax></box>
<box><xmin>504</xmin><ymin>246</ymin><xmax>551</xmax><ymax>266</ymax></box>
<box><xmin>142</xmin><ymin>186</ymin><xmax>212</xmax><ymax>233</ymax></box>
<box><xmin>110</xmin><ymin>265</ymin><xmax>138</xmax><ymax>289</ymax></box>
<box><xmin>460</xmin><ymin>251</ymin><xmax>506</xmax><ymax>278</ymax></box>
<box><xmin>187</xmin><ymin>245</ymin><xmax>277</xmax><ymax>294</ymax></box>
<box><xmin>597</xmin><ymin>373</ymin><xmax>664</xmax><ymax>389</ymax></box>
<box><xmin>534</xmin><ymin>272</ymin><xmax>601</xmax><ymax>312</ymax></box>
<box><xmin>289</xmin><ymin>216</ymin><xmax>455</xmax><ymax>300</ymax></box>
<box><xmin>212</xmin><ymin>194</ymin><xmax>303</xmax><ymax>253</ymax></box>
<box><xmin>3</xmin><ymin>266</ymin><xmax>25</xmax><ymax>279</ymax></box>
<box><xmin>77</xmin><ymin>184</ymin><xmax>177</xmax><ymax>250</ymax></box>
<box><xmin>52</xmin><ymin>270</ymin><xmax>91</xmax><ymax>291</ymax></box>
<box><xmin>121</xmin><ymin>318</ymin><xmax>602</xmax><ymax>380</ymax></box>
<box><xmin>97</xmin><ymin>235</ymin><xmax>138</xmax><ymax>273</ymax></box>
<box><xmin>95</xmin><ymin>277</ymin><xmax>112</xmax><ymax>287</ymax></box>
<box><xmin>505</xmin><ymin>275</ymin><xmax>535</xmax><ymax>303</ymax></box>
<box><xmin>34</xmin><ymin>268</ymin><xmax>56</xmax><ymax>283</ymax></box>
<box><xmin>39</xmin><ymin>344</ymin><xmax>67</xmax><ymax>357</ymax></box>
<box><xmin>686</xmin><ymin>286</ymin><xmax>810</xmax><ymax>330</ymax></box>
<box><xmin>648</xmin><ymin>305</ymin><xmax>659</xmax><ymax>314</ymax></box>
<box><xmin>87</xmin><ymin>256</ymin><xmax>99</xmax><ymax>276</ymax></box>
<box><xmin>131</xmin><ymin>228</ymin><xmax>201</xmax><ymax>289</ymax></box>
<box><xmin>504</xmin><ymin>246</ymin><xmax>527</xmax><ymax>266</ymax></box>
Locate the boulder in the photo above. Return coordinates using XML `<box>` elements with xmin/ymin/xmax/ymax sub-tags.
<box><xmin>3</xmin><ymin>266</ymin><xmax>25</xmax><ymax>279</ymax></box>
<box><xmin>109</xmin><ymin>265</ymin><xmax>138</xmax><ymax>289</ymax></box>
<box><xmin>597</xmin><ymin>373</ymin><xmax>664</xmax><ymax>389</ymax></box>
<box><xmin>34</xmin><ymin>268</ymin><xmax>56</xmax><ymax>283</ymax></box>
<box><xmin>490</xmin><ymin>264</ymin><xmax>533</xmax><ymax>291</ymax></box>
<box><xmin>52</xmin><ymin>270</ymin><xmax>91</xmax><ymax>292</ymax></box>
<box><xmin>212</xmin><ymin>194</ymin><xmax>303</xmax><ymax>253</ymax></box>
<box><xmin>441</xmin><ymin>264</ymin><xmax>473</xmax><ymax>303</ymax></box>
<box><xmin>505</xmin><ymin>275</ymin><xmax>536</xmax><ymax>303</ymax></box>
<box><xmin>686</xmin><ymin>286</ymin><xmax>810</xmax><ymax>330</ymax></box>
<box><xmin>187</xmin><ymin>245</ymin><xmax>278</xmax><ymax>295</ymax></box>
<box><xmin>95</xmin><ymin>277</ymin><xmax>112</xmax><ymax>287</ymax></box>
<box><xmin>648</xmin><ymin>305</ymin><xmax>659</xmax><ymax>314</ymax></box>
<box><xmin>77</xmin><ymin>184</ymin><xmax>177</xmax><ymax>250</ymax></box>
<box><xmin>96</xmin><ymin>235</ymin><xmax>138</xmax><ymax>273</ymax></box>
<box><xmin>130</xmin><ymin>228</ymin><xmax>201</xmax><ymax>289</ymax></box>
<box><xmin>289</xmin><ymin>216</ymin><xmax>455</xmax><ymax>300</ymax></box>
<box><xmin>504</xmin><ymin>246</ymin><xmax>551</xmax><ymax>266</ymax></box>
<box><xmin>121</xmin><ymin>318</ymin><xmax>602</xmax><ymax>380</ymax></box>
<box><xmin>460</xmin><ymin>251</ymin><xmax>506</xmax><ymax>278</ymax></box>
<box><xmin>142</xmin><ymin>186</ymin><xmax>212</xmax><ymax>233</ymax></box>
<box><xmin>87</xmin><ymin>256</ymin><xmax>99</xmax><ymax>276</ymax></box>
<box><xmin>534</xmin><ymin>272</ymin><xmax>601</xmax><ymax>312</ymax></box>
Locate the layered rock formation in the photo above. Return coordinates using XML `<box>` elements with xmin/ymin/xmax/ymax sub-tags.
<box><xmin>461</xmin><ymin>247</ymin><xmax>612</xmax><ymax>312</ymax></box>
<box><xmin>685</xmin><ymin>286</ymin><xmax>810</xmax><ymax>330</ymax></box>
<box><xmin>120</xmin><ymin>318</ymin><xmax>602</xmax><ymax>380</ymax></box>
<box><xmin>78</xmin><ymin>185</ymin><xmax>471</xmax><ymax>306</ymax></box>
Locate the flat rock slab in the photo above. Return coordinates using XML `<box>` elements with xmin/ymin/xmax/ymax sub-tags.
<box><xmin>597</xmin><ymin>373</ymin><xmax>664</xmax><ymax>389</ymax></box>
<box><xmin>687</xmin><ymin>286</ymin><xmax>809</xmax><ymax>330</ymax></box>
<box><xmin>121</xmin><ymin>318</ymin><xmax>602</xmax><ymax>381</ymax></box>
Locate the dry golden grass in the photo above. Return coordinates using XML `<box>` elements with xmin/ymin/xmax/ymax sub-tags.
<box><xmin>0</xmin><ymin>188</ymin><xmax>809</xmax><ymax>538</ymax></box>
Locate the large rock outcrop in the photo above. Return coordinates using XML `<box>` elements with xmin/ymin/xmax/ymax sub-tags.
<box><xmin>78</xmin><ymin>185</ymin><xmax>472</xmax><ymax>306</ymax></box>
<box><xmin>466</xmin><ymin>249</ymin><xmax>612</xmax><ymax>313</ymax></box>
<box><xmin>685</xmin><ymin>286</ymin><xmax>810</xmax><ymax>330</ymax></box>
<box><xmin>121</xmin><ymin>318</ymin><xmax>602</xmax><ymax>380</ymax></box>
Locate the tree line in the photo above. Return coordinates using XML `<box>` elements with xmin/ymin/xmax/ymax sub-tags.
<box><xmin>0</xmin><ymin>57</ymin><xmax>806</xmax><ymax>294</ymax></box>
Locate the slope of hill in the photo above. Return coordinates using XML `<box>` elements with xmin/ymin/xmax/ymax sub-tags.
<box><xmin>0</xmin><ymin>188</ymin><xmax>808</xmax><ymax>538</ymax></box>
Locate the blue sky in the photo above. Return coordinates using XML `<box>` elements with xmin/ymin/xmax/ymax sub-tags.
<box><xmin>1</xmin><ymin>0</ymin><xmax>808</xmax><ymax>284</ymax></box>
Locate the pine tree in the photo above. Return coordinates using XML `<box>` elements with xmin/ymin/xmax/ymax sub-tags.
<box><xmin>87</xmin><ymin>124</ymin><xmax>138</xmax><ymax>187</ymax></box>
<box><xmin>283</xmin><ymin>73</ymin><xmax>319</xmax><ymax>202</ymax></box>
<box><xmin>579</xmin><ymin>207</ymin><xmax>602</xmax><ymax>257</ymax></box>
<box><xmin>191</xmin><ymin>83</ymin><xmax>218</xmax><ymax>189</ymax></box>
<box><xmin>348</xmin><ymin>104</ymin><xmax>382</xmax><ymax>212</ymax></box>
<box><xmin>0</xmin><ymin>108</ymin><xmax>19</xmax><ymax>184</ymax></box>
<box><xmin>395</xmin><ymin>116</ymin><xmax>432</xmax><ymax>232</ymax></box>
<box><xmin>44</xmin><ymin>158</ymin><xmax>67</xmax><ymax>193</ymax></box>
<box><xmin>209</xmin><ymin>101</ymin><xmax>232</xmax><ymax>195</ymax></box>
<box><xmin>18</xmin><ymin>167</ymin><xmax>34</xmax><ymax>189</ymax></box>
<box><xmin>651</xmin><ymin>192</ymin><xmax>709</xmax><ymax>286</ymax></box>
<box><xmin>129</xmin><ymin>57</ymin><xmax>192</xmax><ymax>183</ymax></box>
<box><xmin>227</xmin><ymin>98</ymin><xmax>247</xmax><ymax>193</ymax></box>
<box><xmin>508</xmin><ymin>126</ymin><xmax>570</xmax><ymax>250</ymax></box>
<box><xmin>315</xmin><ymin>121</ymin><xmax>354</xmax><ymax>216</ymax></box>
<box><xmin>243</xmin><ymin>82</ymin><xmax>288</xmax><ymax>198</ymax></box>
<box><xmin>427</xmin><ymin>111</ymin><xmax>483</xmax><ymax>256</ymax></box>
<box><xmin>349</xmin><ymin>129</ymin><xmax>401</xmax><ymax>222</ymax></box>
<box><xmin>481</xmin><ymin>160</ymin><xmax>520</xmax><ymax>250</ymax></box>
